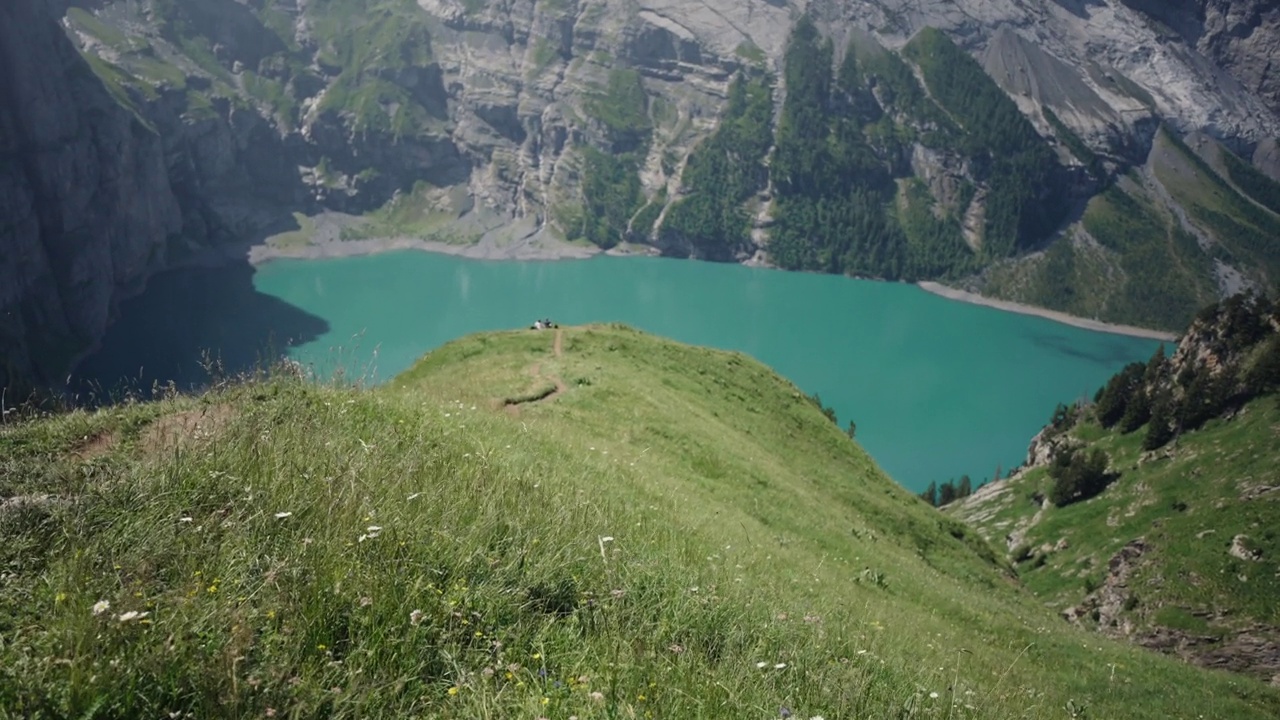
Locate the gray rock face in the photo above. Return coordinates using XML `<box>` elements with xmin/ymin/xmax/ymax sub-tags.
<box><xmin>820</xmin><ymin>0</ymin><xmax>1280</xmax><ymax>143</ymax></box>
<box><xmin>1122</xmin><ymin>0</ymin><xmax>1280</xmax><ymax>120</ymax></box>
<box><xmin>1255</xmin><ymin>137</ymin><xmax>1280</xmax><ymax>182</ymax></box>
<box><xmin>1</xmin><ymin>0</ymin><xmax>182</xmax><ymax>392</ymax></box>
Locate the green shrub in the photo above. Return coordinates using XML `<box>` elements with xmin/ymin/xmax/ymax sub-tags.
<box><xmin>1048</xmin><ymin>447</ymin><xmax>1113</xmax><ymax>506</ymax></box>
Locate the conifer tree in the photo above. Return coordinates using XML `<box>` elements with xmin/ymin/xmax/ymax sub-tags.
<box><xmin>920</xmin><ymin>481</ymin><xmax>938</xmax><ymax>507</ymax></box>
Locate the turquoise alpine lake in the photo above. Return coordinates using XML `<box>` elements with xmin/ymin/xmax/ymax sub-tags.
<box><xmin>76</xmin><ymin>252</ymin><xmax>1163</xmax><ymax>492</ymax></box>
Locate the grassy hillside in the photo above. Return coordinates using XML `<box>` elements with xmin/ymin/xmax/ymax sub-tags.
<box><xmin>1154</xmin><ymin>129</ymin><xmax>1280</xmax><ymax>288</ymax></box>
<box><xmin>4</xmin><ymin>327</ymin><xmax>1280</xmax><ymax>718</ymax></box>
<box><xmin>949</xmin><ymin>295</ymin><xmax>1280</xmax><ymax>680</ymax></box>
<box><xmin>1005</xmin><ymin>173</ymin><xmax>1222</xmax><ymax>332</ymax></box>
<box><xmin>949</xmin><ymin>394</ymin><xmax>1280</xmax><ymax>680</ymax></box>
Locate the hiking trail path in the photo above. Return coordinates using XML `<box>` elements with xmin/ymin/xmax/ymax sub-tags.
<box><xmin>502</xmin><ymin>328</ymin><xmax>567</xmax><ymax>412</ymax></box>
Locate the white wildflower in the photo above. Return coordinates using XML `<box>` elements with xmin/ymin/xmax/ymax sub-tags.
<box><xmin>274</xmin><ymin>512</ymin><xmax>293</xmax><ymax>519</ymax></box>
<box><xmin>409</xmin><ymin>609</ymin><xmax>424</xmax><ymax>626</ymax></box>
<box><xmin>91</xmin><ymin>600</ymin><xmax>111</xmax><ymax>616</ymax></box>
<box><xmin>178</xmin><ymin>517</ymin><xmax>194</xmax><ymax>523</ymax></box>
<box><xmin>774</xmin><ymin>663</ymin><xmax>787</xmax><ymax>669</ymax></box>
<box><xmin>407</xmin><ymin>493</ymin><xmax>422</xmax><ymax>500</ymax></box>
<box><xmin>117</xmin><ymin>611</ymin><xmax>150</xmax><ymax>623</ymax></box>
<box><xmin>929</xmin><ymin>692</ymin><xmax>939</xmax><ymax>699</ymax></box>
<box><xmin>755</xmin><ymin>661</ymin><xmax>768</xmax><ymax>669</ymax></box>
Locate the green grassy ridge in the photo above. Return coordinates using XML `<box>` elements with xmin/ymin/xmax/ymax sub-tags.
<box><xmin>5</xmin><ymin>327</ymin><xmax>1280</xmax><ymax>718</ymax></box>
<box><xmin>1218</xmin><ymin>144</ymin><xmax>1280</xmax><ymax>218</ymax></box>
<box><xmin>1155</xmin><ymin>128</ymin><xmax>1280</xmax><ymax>285</ymax></box>
<box><xmin>948</xmin><ymin>393</ymin><xmax>1280</xmax><ymax>677</ymax></box>
<box><xmin>1078</xmin><ymin>181</ymin><xmax>1218</xmax><ymax>330</ymax></box>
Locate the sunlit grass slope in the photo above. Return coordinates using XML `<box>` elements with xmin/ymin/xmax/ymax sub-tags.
<box><xmin>3</xmin><ymin>325</ymin><xmax>1279</xmax><ymax>718</ymax></box>
<box><xmin>949</xmin><ymin>394</ymin><xmax>1280</xmax><ymax>677</ymax></box>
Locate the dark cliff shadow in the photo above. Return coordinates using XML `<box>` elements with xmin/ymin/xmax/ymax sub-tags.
<box><xmin>69</xmin><ymin>260</ymin><xmax>329</xmax><ymax>399</ymax></box>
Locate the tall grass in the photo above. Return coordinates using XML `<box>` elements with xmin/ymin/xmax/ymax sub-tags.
<box><xmin>3</xmin><ymin>326</ymin><xmax>1278</xmax><ymax>718</ymax></box>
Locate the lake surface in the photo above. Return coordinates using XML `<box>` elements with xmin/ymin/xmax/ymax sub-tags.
<box><xmin>75</xmin><ymin>252</ymin><xmax>1164</xmax><ymax>492</ymax></box>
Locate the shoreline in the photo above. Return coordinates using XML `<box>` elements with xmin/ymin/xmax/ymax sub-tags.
<box><xmin>247</xmin><ymin>213</ymin><xmax>659</xmax><ymax>265</ymax></box>
<box><xmin>247</xmin><ymin>234</ymin><xmax>604</xmax><ymax>265</ymax></box>
<box><xmin>243</xmin><ymin>213</ymin><xmax>1178</xmax><ymax>343</ymax></box>
<box><xmin>916</xmin><ymin>281</ymin><xmax>1180</xmax><ymax>342</ymax></box>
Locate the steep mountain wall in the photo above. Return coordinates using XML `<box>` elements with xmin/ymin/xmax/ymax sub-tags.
<box><xmin>1121</xmin><ymin>0</ymin><xmax>1280</xmax><ymax>120</ymax></box>
<box><xmin>0</xmin><ymin>0</ymin><xmax>182</xmax><ymax>393</ymax></box>
<box><xmin>4</xmin><ymin>0</ymin><xmax>1280</xmax><ymax>392</ymax></box>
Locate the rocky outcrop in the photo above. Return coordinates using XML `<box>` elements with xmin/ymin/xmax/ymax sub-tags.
<box><xmin>1062</xmin><ymin>537</ymin><xmax>1280</xmax><ymax>683</ymax></box>
<box><xmin>1229</xmin><ymin>534</ymin><xmax>1263</xmax><ymax>562</ymax></box>
<box><xmin>1063</xmin><ymin>537</ymin><xmax>1147</xmax><ymax>633</ymax></box>
<box><xmin>1122</xmin><ymin>0</ymin><xmax>1280</xmax><ymax>120</ymax></box>
<box><xmin>1255</xmin><ymin>137</ymin><xmax>1280</xmax><ymax>181</ymax></box>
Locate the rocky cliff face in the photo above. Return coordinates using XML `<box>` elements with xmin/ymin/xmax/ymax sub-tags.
<box><xmin>4</xmin><ymin>0</ymin><xmax>1280</xmax><ymax>392</ymax></box>
<box><xmin>0</xmin><ymin>0</ymin><xmax>181</xmax><ymax>393</ymax></box>
<box><xmin>1121</xmin><ymin>0</ymin><xmax>1280</xmax><ymax>120</ymax></box>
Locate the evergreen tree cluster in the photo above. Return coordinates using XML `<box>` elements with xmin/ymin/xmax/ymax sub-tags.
<box><xmin>1047</xmin><ymin>447</ymin><xmax>1112</xmax><ymax>506</ymax></box>
<box><xmin>576</xmin><ymin>69</ymin><xmax>652</xmax><ymax>249</ymax></box>
<box><xmin>660</xmin><ymin>74</ymin><xmax>774</xmax><ymax>259</ymax></box>
<box><xmin>901</xmin><ymin>28</ymin><xmax>1066</xmax><ymax>258</ymax></box>
<box><xmin>574</xmin><ymin>18</ymin><xmax>1072</xmax><ymax>278</ymax></box>
<box><xmin>919</xmin><ymin>475</ymin><xmax>976</xmax><ymax>507</ymax></box>
<box><xmin>1220</xmin><ymin>145</ymin><xmax>1280</xmax><ymax>217</ymax></box>
<box><xmin>764</xmin><ymin>19</ymin><xmax>1065</xmax><ymax>280</ymax></box>
<box><xmin>1091</xmin><ymin>292</ymin><xmax>1280</xmax><ymax>451</ymax></box>
<box><xmin>767</xmin><ymin>19</ymin><xmax>920</xmax><ymax>278</ymax></box>
<box><xmin>579</xmin><ymin>148</ymin><xmax>643</xmax><ymax>249</ymax></box>
<box><xmin>807</xmin><ymin>392</ymin><xmax>858</xmax><ymax>439</ymax></box>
